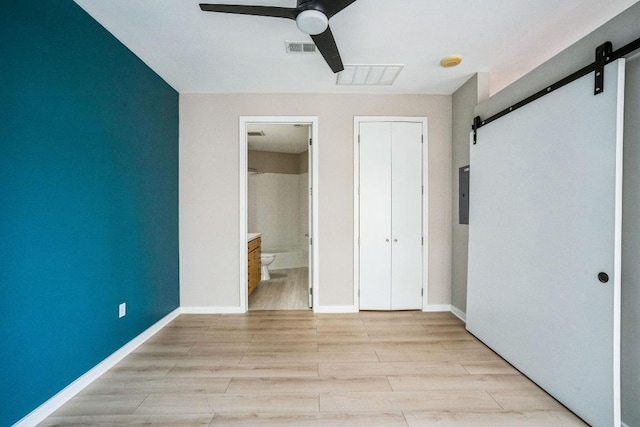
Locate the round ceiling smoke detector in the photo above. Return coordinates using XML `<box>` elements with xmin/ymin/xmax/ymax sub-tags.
<box><xmin>296</xmin><ymin>10</ymin><xmax>329</xmax><ymax>35</ymax></box>
<box><xmin>440</xmin><ymin>55</ymin><xmax>463</xmax><ymax>68</ymax></box>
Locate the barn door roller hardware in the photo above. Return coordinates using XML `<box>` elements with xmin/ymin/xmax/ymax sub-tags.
<box><xmin>594</xmin><ymin>42</ymin><xmax>612</xmax><ymax>95</ymax></box>
<box><xmin>472</xmin><ymin>36</ymin><xmax>640</xmax><ymax>144</ymax></box>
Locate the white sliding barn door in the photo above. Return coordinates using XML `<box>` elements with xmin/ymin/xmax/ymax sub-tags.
<box><xmin>359</xmin><ymin>121</ymin><xmax>423</xmax><ymax>310</ymax></box>
<box><xmin>467</xmin><ymin>60</ymin><xmax>625</xmax><ymax>427</ymax></box>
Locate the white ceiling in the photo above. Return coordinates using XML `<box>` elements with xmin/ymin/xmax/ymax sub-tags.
<box><xmin>248</xmin><ymin>123</ymin><xmax>309</xmax><ymax>153</ymax></box>
<box><xmin>73</xmin><ymin>0</ymin><xmax>638</xmax><ymax>95</ymax></box>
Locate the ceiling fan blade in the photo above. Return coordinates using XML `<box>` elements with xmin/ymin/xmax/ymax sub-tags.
<box><xmin>199</xmin><ymin>4</ymin><xmax>298</xmax><ymax>20</ymax></box>
<box><xmin>311</xmin><ymin>25</ymin><xmax>344</xmax><ymax>73</ymax></box>
<box><xmin>322</xmin><ymin>0</ymin><xmax>357</xmax><ymax>18</ymax></box>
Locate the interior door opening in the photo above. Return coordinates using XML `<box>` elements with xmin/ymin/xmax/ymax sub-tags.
<box><xmin>240</xmin><ymin>117</ymin><xmax>318</xmax><ymax>312</ymax></box>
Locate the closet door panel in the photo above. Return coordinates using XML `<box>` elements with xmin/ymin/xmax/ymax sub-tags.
<box><xmin>359</xmin><ymin>122</ymin><xmax>392</xmax><ymax>310</ymax></box>
<box><xmin>390</xmin><ymin>122</ymin><xmax>423</xmax><ymax>309</ymax></box>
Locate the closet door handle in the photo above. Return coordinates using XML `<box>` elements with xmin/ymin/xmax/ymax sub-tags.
<box><xmin>385</xmin><ymin>239</ymin><xmax>389</xmax><ymax>242</ymax></box>
<box><xmin>394</xmin><ymin>239</ymin><xmax>398</xmax><ymax>242</ymax></box>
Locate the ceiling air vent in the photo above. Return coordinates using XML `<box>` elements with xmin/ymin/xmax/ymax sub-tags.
<box><xmin>337</xmin><ymin>65</ymin><xmax>404</xmax><ymax>86</ymax></box>
<box><xmin>247</xmin><ymin>131</ymin><xmax>265</xmax><ymax>137</ymax></box>
<box><xmin>286</xmin><ymin>41</ymin><xmax>317</xmax><ymax>54</ymax></box>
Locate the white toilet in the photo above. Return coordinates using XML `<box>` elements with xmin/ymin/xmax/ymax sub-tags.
<box><xmin>260</xmin><ymin>253</ymin><xmax>276</xmax><ymax>281</ymax></box>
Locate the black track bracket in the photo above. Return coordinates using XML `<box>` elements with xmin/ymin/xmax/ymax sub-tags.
<box><xmin>594</xmin><ymin>42</ymin><xmax>613</xmax><ymax>95</ymax></box>
<box><xmin>472</xmin><ymin>116</ymin><xmax>482</xmax><ymax>145</ymax></box>
<box><xmin>470</xmin><ymin>36</ymin><xmax>640</xmax><ymax>145</ymax></box>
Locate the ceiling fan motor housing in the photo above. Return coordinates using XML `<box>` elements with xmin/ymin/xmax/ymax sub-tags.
<box><xmin>296</xmin><ymin>10</ymin><xmax>329</xmax><ymax>35</ymax></box>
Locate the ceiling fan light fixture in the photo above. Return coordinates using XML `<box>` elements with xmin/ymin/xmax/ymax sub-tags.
<box><xmin>295</xmin><ymin>10</ymin><xmax>329</xmax><ymax>35</ymax></box>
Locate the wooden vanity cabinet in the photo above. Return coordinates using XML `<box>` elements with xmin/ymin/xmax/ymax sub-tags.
<box><xmin>248</xmin><ymin>237</ymin><xmax>261</xmax><ymax>295</ymax></box>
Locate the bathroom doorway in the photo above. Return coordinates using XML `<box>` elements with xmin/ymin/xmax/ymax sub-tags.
<box><xmin>239</xmin><ymin>117</ymin><xmax>318</xmax><ymax>312</ymax></box>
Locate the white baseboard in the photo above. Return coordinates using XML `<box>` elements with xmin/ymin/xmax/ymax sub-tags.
<box><xmin>13</xmin><ymin>307</ymin><xmax>181</xmax><ymax>427</ymax></box>
<box><xmin>314</xmin><ymin>305</ymin><xmax>358</xmax><ymax>313</ymax></box>
<box><xmin>181</xmin><ymin>306</ymin><xmax>245</xmax><ymax>314</ymax></box>
<box><xmin>422</xmin><ymin>304</ymin><xmax>452</xmax><ymax>312</ymax></box>
<box><xmin>450</xmin><ymin>305</ymin><xmax>467</xmax><ymax>323</ymax></box>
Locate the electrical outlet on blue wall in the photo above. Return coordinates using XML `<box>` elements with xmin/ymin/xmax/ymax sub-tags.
<box><xmin>119</xmin><ymin>303</ymin><xmax>126</xmax><ymax>318</ymax></box>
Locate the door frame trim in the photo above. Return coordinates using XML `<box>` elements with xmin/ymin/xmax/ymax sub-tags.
<box><xmin>353</xmin><ymin>116</ymin><xmax>429</xmax><ymax>310</ymax></box>
<box><xmin>239</xmin><ymin>116</ymin><xmax>319</xmax><ymax>312</ymax></box>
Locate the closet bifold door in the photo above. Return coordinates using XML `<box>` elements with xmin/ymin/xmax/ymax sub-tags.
<box><xmin>359</xmin><ymin>122</ymin><xmax>393</xmax><ymax>310</ymax></box>
<box><xmin>390</xmin><ymin>122</ymin><xmax>423</xmax><ymax>309</ymax></box>
<box><xmin>359</xmin><ymin>121</ymin><xmax>423</xmax><ymax>310</ymax></box>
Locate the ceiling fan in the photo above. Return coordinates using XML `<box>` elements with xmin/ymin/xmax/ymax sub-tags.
<box><xmin>199</xmin><ymin>0</ymin><xmax>357</xmax><ymax>73</ymax></box>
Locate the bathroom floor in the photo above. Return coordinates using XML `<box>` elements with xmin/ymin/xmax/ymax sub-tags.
<box><xmin>249</xmin><ymin>267</ymin><xmax>310</xmax><ymax>310</ymax></box>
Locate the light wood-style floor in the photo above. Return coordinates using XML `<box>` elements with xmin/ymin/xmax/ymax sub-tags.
<box><xmin>249</xmin><ymin>268</ymin><xmax>309</xmax><ymax>311</ymax></box>
<box><xmin>40</xmin><ymin>311</ymin><xmax>586</xmax><ymax>426</ymax></box>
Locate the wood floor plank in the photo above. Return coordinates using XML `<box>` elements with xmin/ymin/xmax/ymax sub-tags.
<box><xmin>226</xmin><ymin>376</ymin><xmax>392</xmax><ymax>393</ymax></box>
<box><xmin>207</xmin><ymin>393</ymin><xmax>319</xmax><ymax>413</ymax></box>
<box><xmin>319</xmin><ymin>390</ymin><xmax>501</xmax><ymax>412</ymax></box>
<box><xmin>387</xmin><ymin>374</ymin><xmax>541</xmax><ymax>392</ymax></box>
<box><xmin>79</xmin><ymin>377</ymin><xmax>232</xmax><ymax>395</ymax></box>
<box><xmin>250</xmin><ymin>332</ymin><xmax>371</xmax><ymax>343</ymax></box>
<box><xmin>240</xmin><ymin>351</ymin><xmax>379</xmax><ymax>364</ymax></box>
<box><xmin>38</xmin><ymin>414</ymin><xmax>215</xmax><ymax>426</ymax></box>
<box><xmin>487</xmin><ymin>389</ymin><xmax>568</xmax><ymax>411</ymax></box>
<box><xmin>40</xmin><ymin>311</ymin><xmax>581</xmax><ymax>426</ymax></box>
<box><xmin>460</xmin><ymin>360</ymin><xmax>520</xmax><ymax>375</ymax></box>
<box><xmin>316</xmin><ymin>318</ymin><xmax>365</xmax><ymax>327</ymax></box>
<box><xmin>368</xmin><ymin>331</ymin><xmax>475</xmax><ymax>343</ymax></box>
<box><xmin>249</xmin><ymin>268</ymin><xmax>310</xmax><ymax>310</ymax></box>
<box><xmin>49</xmin><ymin>394</ymin><xmax>147</xmax><ymax>417</ymax></box>
<box><xmin>318</xmin><ymin>342</ymin><xmax>446</xmax><ymax>353</ymax></box>
<box><xmin>122</xmin><ymin>352</ymin><xmax>244</xmax><ymax>365</ymax></box>
<box><xmin>190</xmin><ymin>341</ymin><xmax>318</xmax><ymax>354</ymax></box>
<box><xmin>133</xmin><ymin>394</ymin><xmax>214</xmax><ymax>415</ymax></box>
<box><xmin>100</xmin><ymin>365</ymin><xmax>173</xmax><ymax>379</ymax></box>
<box><xmin>167</xmin><ymin>363</ymin><xmax>319</xmax><ymax>378</ymax></box>
<box><xmin>209</xmin><ymin>412</ymin><xmax>408</xmax><ymax>426</ymax></box>
<box><xmin>439</xmin><ymin>340</ymin><xmax>493</xmax><ymax>351</ymax></box>
<box><xmin>132</xmin><ymin>342</ymin><xmax>193</xmax><ymax>354</ymax></box>
<box><xmin>318</xmin><ymin>361</ymin><xmax>468</xmax><ymax>377</ymax></box>
<box><xmin>403</xmin><ymin>410</ymin><xmax>587</xmax><ymax>426</ymax></box>
<box><xmin>375</xmin><ymin>349</ymin><xmax>500</xmax><ymax>363</ymax></box>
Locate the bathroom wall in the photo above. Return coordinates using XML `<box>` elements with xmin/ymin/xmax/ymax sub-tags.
<box><xmin>248</xmin><ymin>150</ymin><xmax>309</xmax><ymax>267</ymax></box>
<box><xmin>248</xmin><ymin>150</ymin><xmax>303</xmax><ymax>175</ymax></box>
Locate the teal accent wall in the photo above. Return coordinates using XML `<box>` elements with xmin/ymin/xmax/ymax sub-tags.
<box><xmin>0</xmin><ymin>1</ymin><xmax>180</xmax><ymax>425</ymax></box>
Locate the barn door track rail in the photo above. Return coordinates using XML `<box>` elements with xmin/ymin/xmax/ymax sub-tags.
<box><xmin>472</xmin><ymin>36</ymin><xmax>640</xmax><ymax>144</ymax></box>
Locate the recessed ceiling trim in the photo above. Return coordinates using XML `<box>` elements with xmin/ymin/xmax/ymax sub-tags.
<box><xmin>337</xmin><ymin>65</ymin><xmax>404</xmax><ymax>86</ymax></box>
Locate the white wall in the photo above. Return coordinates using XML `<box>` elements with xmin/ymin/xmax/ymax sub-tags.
<box><xmin>451</xmin><ymin>74</ymin><xmax>489</xmax><ymax>317</ymax></box>
<box><xmin>180</xmin><ymin>93</ymin><xmax>452</xmax><ymax>309</ymax></box>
